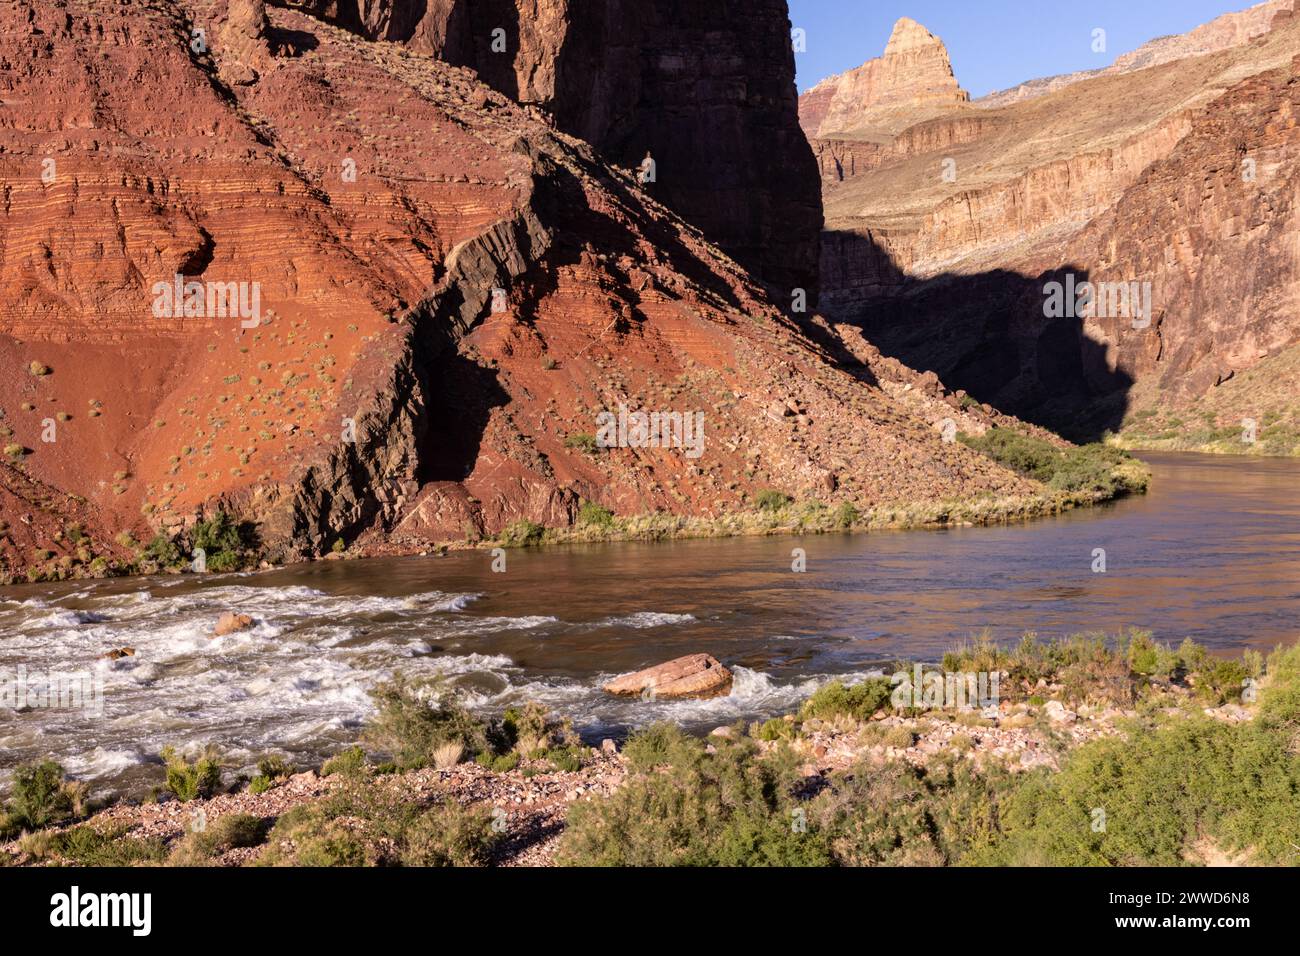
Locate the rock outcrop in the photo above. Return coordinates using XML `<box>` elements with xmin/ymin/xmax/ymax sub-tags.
<box><xmin>800</xmin><ymin>18</ymin><xmax>969</xmax><ymax>140</ymax></box>
<box><xmin>978</xmin><ymin>0</ymin><xmax>1295</xmax><ymax>109</ymax></box>
<box><xmin>603</xmin><ymin>654</ymin><xmax>733</xmax><ymax>700</ymax></box>
<box><xmin>273</xmin><ymin>0</ymin><xmax>822</xmax><ymax>300</ymax></box>
<box><xmin>810</xmin><ymin>7</ymin><xmax>1300</xmax><ymax>438</ymax></box>
<box><xmin>0</xmin><ymin>0</ymin><xmax>1041</xmax><ymax>581</ymax></box>
<box><xmin>214</xmin><ymin>613</ymin><xmax>255</xmax><ymax>636</ymax></box>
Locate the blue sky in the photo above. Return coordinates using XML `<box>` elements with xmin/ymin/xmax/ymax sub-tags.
<box><xmin>789</xmin><ymin>0</ymin><xmax>1258</xmax><ymax>95</ymax></box>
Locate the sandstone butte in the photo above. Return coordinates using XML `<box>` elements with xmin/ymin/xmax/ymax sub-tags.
<box><xmin>806</xmin><ymin>2</ymin><xmax>1300</xmax><ymax>441</ymax></box>
<box><xmin>0</xmin><ymin>0</ymin><xmax>1052</xmax><ymax>584</ymax></box>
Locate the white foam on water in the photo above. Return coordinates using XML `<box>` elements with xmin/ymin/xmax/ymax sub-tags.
<box><xmin>590</xmin><ymin>611</ymin><xmax>698</xmax><ymax>629</ymax></box>
<box><xmin>61</xmin><ymin>748</ymin><xmax>146</xmax><ymax>780</ymax></box>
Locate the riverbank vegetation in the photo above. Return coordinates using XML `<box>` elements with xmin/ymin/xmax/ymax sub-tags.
<box><xmin>3</xmin><ymin>441</ymin><xmax>1149</xmax><ymax>585</ymax></box>
<box><xmin>3</xmin><ymin>631</ymin><xmax>1294</xmax><ymax>867</ymax></box>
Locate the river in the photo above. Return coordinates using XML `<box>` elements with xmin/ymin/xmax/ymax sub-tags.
<box><xmin>2</xmin><ymin>451</ymin><xmax>1297</xmax><ymax>796</ymax></box>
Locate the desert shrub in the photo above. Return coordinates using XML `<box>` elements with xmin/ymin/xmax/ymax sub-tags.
<box><xmin>1260</xmin><ymin>642</ymin><xmax>1300</xmax><ymax>727</ymax></box>
<box><xmin>565</xmin><ymin>433</ymin><xmax>599</xmax><ymax>454</ymax></box>
<box><xmin>543</xmin><ymin>746</ymin><xmax>585</xmax><ymax>773</ymax></box>
<box><xmin>190</xmin><ymin>511</ymin><xmax>250</xmax><ymax>572</ymax></box>
<box><xmin>161</xmin><ymin>745</ymin><xmax>223</xmax><ymax>802</ymax></box>
<box><xmin>363</xmin><ymin>674</ymin><xmax>487</xmax><ymax>770</ymax></box>
<box><xmin>558</xmin><ymin>735</ymin><xmax>830</xmax><ymax>866</ymax></box>
<box><xmin>1195</xmin><ymin>658</ymin><xmax>1250</xmax><ymax>705</ymax></box>
<box><xmin>257</xmin><ymin>779</ymin><xmax>496</xmax><ymax>867</ymax></box>
<box><xmin>973</xmin><ymin>650</ymin><xmax>1300</xmax><ymax>866</ymax></box>
<box><xmin>881</xmin><ymin>725</ymin><xmax>916</xmax><ymax>749</ymax></box>
<box><xmin>809</xmin><ymin>761</ymin><xmax>948</xmax><ymax>866</ymax></box>
<box><xmin>169</xmin><ymin>813</ymin><xmax>267</xmax><ymax>866</ymax></box>
<box><xmin>142</xmin><ymin>533</ymin><xmax>183</xmax><ymax>569</ymax></box>
<box><xmin>498</xmin><ymin>701</ymin><xmax>576</xmax><ymax>756</ymax></box>
<box><xmin>621</xmin><ymin>722</ymin><xmax>703</xmax><ymax>771</ymax></box>
<box><xmin>959</xmin><ymin>428</ymin><xmax>1145</xmax><ymax>496</ymax></box>
<box><xmin>256</xmin><ymin>803</ymin><xmax>371</xmax><ymax>867</ymax></box>
<box><xmin>800</xmin><ymin>677</ymin><xmax>893</xmax><ymax>722</ymax></box>
<box><xmin>754</xmin><ymin>489</ymin><xmax>792</xmax><ymax>512</ymax></box>
<box><xmin>476</xmin><ymin>751</ymin><xmax>520</xmax><ymax>773</ymax></box>
<box><xmin>754</xmin><ymin>718</ymin><xmax>797</xmax><ymax>741</ymax></box>
<box><xmin>321</xmin><ymin>745</ymin><xmax>366</xmax><ymax>777</ymax></box>
<box><xmin>6</xmin><ymin>760</ymin><xmax>86</xmax><ymax>831</ymax></box>
<box><xmin>398</xmin><ymin>803</ymin><xmax>498</xmax><ymax>867</ymax></box>
<box><xmin>23</xmin><ymin>825</ymin><xmax>165</xmax><ymax>866</ymax></box>
<box><xmin>498</xmin><ymin>520</ymin><xmax>545</xmax><ymax>547</ymax></box>
<box><xmin>833</xmin><ymin>501</ymin><xmax>860</xmax><ymax>529</ymax></box>
<box><xmin>577</xmin><ymin>502</ymin><xmax>615</xmax><ymax>528</ymax></box>
<box><xmin>248</xmin><ymin>755</ymin><xmax>291</xmax><ymax>794</ymax></box>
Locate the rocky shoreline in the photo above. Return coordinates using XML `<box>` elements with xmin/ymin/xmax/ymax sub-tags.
<box><xmin>2</xmin><ymin>632</ymin><xmax>1274</xmax><ymax>868</ymax></box>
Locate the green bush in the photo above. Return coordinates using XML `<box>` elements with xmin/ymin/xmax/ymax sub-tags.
<box><xmin>543</xmin><ymin>746</ymin><xmax>585</xmax><ymax>773</ymax></box>
<box><xmin>800</xmin><ymin>677</ymin><xmax>893</xmax><ymax>722</ymax></box>
<box><xmin>621</xmin><ymin>722</ymin><xmax>703</xmax><ymax>771</ymax></box>
<box><xmin>6</xmin><ymin>760</ymin><xmax>86</xmax><ymax>831</ymax></box>
<box><xmin>558</xmin><ymin>735</ymin><xmax>830</xmax><ymax>866</ymax></box>
<box><xmin>565</xmin><ymin>433</ymin><xmax>599</xmax><ymax>454</ymax></box>
<box><xmin>755</xmin><ymin>718</ymin><xmax>797</xmax><ymax>741</ymax></box>
<box><xmin>143</xmin><ymin>533</ymin><xmax>183</xmax><ymax>569</ymax></box>
<box><xmin>498</xmin><ymin>701</ymin><xmax>576</xmax><ymax>756</ymax></box>
<box><xmin>475</xmin><ymin>751</ymin><xmax>520</xmax><ymax>773</ymax></box>
<box><xmin>808</xmin><ymin>758</ymin><xmax>1016</xmax><ymax>866</ymax></box>
<box><xmin>169</xmin><ymin>813</ymin><xmax>267</xmax><ymax>866</ymax></box>
<box><xmin>22</xmin><ymin>825</ymin><xmax>165</xmax><ymax>866</ymax></box>
<box><xmin>161</xmin><ymin>746</ymin><xmax>223</xmax><ymax>802</ymax></box>
<box><xmin>257</xmin><ymin>779</ymin><xmax>497</xmax><ymax>867</ymax></box>
<box><xmin>498</xmin><ymin>520</ymin><xmax>545</xmax><ymax>547</ymax></box>
<box><xmin>363</xmin><ymin>674</ymin><xmax>487</xmax><ymax>771</ymax></box>
<box><xmin>577</xmin><ymin>502</ymin><xmax>615</xmax><ymax>528</ymax></box>
<box><xmin>959</xmin><ymin>428</ymin><xmax>1146</xmax><ymax>497</ymax></box>
<box><xmin>190</xmin><ymin>511</ymin><xmax>251</xmax><ymax>572</ymax></box>
<box><xmin>754</xmin><ymin>489</ymin><xmax>792</xmax><ymax>512</ymax></box>
<box><xmin>833</xmin><ymin>501</ymin><xmax>860</xmax><ymax>530</ymax></box>
<box><xmin>399</xmin><ymin>803</ymin><xmax>498</xmax><ymax>867</ymax></box>
<box><xmin>321</xmin><ymin>745</ymin><xmax>366</xmax><ymax>778</ymax></box>
<box><xmin>248</xmin><ymin>754</ymin><xmax>292</xmax><ymax>794</ymax></box>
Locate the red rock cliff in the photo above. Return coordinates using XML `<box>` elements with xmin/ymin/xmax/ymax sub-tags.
<box><xmin>0</xmin><ymin>0</ymin><xmax>1033</xmax><ymax>581</ymax></box>
<box><xmin>275</xmin><ymin>0</ymin><xmax>822</xmax><ymax>301</ymax></box>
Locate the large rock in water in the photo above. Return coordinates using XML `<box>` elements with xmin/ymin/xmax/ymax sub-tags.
<box><xmin>603</xmin><ymin>654</ymin><xmax>733</xmax><ymax>700</ymax></box>
<box><xmin>214</xmin><ymin>612</ymin><xmax>254</xmax><ymax>637</ymax></box>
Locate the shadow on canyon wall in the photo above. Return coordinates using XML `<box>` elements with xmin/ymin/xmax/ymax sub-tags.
<box><xmin>821</xmin><ymin>229</ymin><xmax>1134</xmax><ymax>443</ymax></box>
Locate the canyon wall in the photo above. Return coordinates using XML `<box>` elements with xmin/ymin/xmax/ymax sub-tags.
<box><xmin>0</xmin><ymin>0</ymin><xmax>1031</xmax><ymax>581</ymax></box>
<box><xmin>807</xmin><ymin>10</ymin><xmax>1300</xmax><ymax>438</ymax></box>
<box><xmin>273</xmin><ymin>0</ymin><xmax>822</xmax><ymax>300</ymax></box>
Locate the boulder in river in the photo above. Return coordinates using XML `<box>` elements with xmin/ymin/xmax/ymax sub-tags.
<box><xmin>214</xmin><ymin>612</ymin><xmax>254</xmax><ymax>636</ymax></box>
<box><xmin>603</xmin><ymin>654</ymin><xmax>733</xmax><ymax>700</ymax></box>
